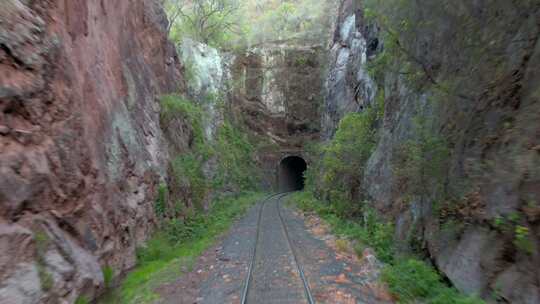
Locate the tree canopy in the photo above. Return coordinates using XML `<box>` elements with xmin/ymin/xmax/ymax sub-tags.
<box><xmin>163</xmin><ymin>0</ymin><xmax>339</xmax><ymax>49</ymax></box>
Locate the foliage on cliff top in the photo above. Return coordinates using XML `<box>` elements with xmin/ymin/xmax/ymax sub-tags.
<box><xmin>163</xmin><ymin>0</ymin><xmax>338</xmax><ymax>49</ymax></box>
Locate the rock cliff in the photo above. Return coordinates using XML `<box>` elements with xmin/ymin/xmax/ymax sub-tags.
<box><xmin>231</xmin><ymin>43</ymin><xmax>324</xmax><ymax>188</ymax></box>
<box><xmin>176</xmin><ymin>39</ymin><xmax>325</xmax><ymax>191</ymax></box>
<box><xmin>0</xmin><ymin>0</ymin><xmax>181</xmax><ymax>302</ymax></box>
<box><xmin>323</xmin><ymin>0</ymin><xmax>540</xmax><ymax>303</ymax></box>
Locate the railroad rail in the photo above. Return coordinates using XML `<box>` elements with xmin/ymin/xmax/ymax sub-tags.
<box><xmin>240</xmin><ymin>193</ymin><xmax>315</xmax><ymax>304</ymax></box>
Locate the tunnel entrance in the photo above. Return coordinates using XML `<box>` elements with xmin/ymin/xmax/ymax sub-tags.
<box><xmin>279</xmin><ymin>156</ymin><xmax>307</xmax><ymax>192</ymax></box>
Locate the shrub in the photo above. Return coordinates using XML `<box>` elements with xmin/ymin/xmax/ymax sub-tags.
<box><xmin>291</xmin><ymin>192</ymin><xmax>483</xmax><ymax>303</ymax></box>
<box><xmin>214</xmin><ymin>122</ymin><xmax>259</xmax><ymax>192</ymax></box>
<box><xmin>383</xmin><ymin>259</ymin><xmax>442</xmax><ymax>301</ymax></box>
<box><xmin>103</xmin><ymin>266</ymin><xmax>114</xmax><ymax>289</ymax></box>
<box><xmin>171</xmin><ymin>155</ymin><xmax>208</xmax><ymax>211</ymax></box>
<box><xmin>33</xmin><ymin>230</ymin><xmax>53</xmax><ymax>291</ymax></box>
<box><xmin>135</xmin><ymin>233</ymin><xmax>177</xmax><ymax>265</ymax></box>
<box><xmin>382</xmin><ymin>259</ymin><xmax>485</xmax><ymax>304</ymax></box>
<box><xmin>353</xmin><ymin>241</ymin><xmax>367</xmax><ymax>257</ymax></box>
<box><xmin>393</xmin><ymin>115</ymin><xmax>449</xmax><ymax>203</ymax></box>
<box><xmin>37</xmin><ymin>263</ymin><xmax>53</xmax><ymax>292</ymax></box>
<box><xmin>160</xmin><ymin>95</ymin><xmax>208</xmax><ymax>155</ymax></box>
<box><xmin>163</xmin><ymin>215</ymin><xmax>207</xmax><ymax>245</ymax></box>
<box><xmin>290</xmin><ymin>192</ymin><xmax>394</xmax><ymax>263</ymax></box>
<box><xmin>155</xmin><ymin>183</ymin><xmax>168</xmax><ymax>218</ymax></box>
<box><xmin>160</xmin><ymin>95</ymin><xmax>260</xmax><ymax>213</ymax></box>
<box><xmin>137</xmin><ymin>192</ymin><xmax>263</xmax><ymax>267</ymax></box>
<box><xmin>514</xmin><ymin>225</ymin><xmax>534</xmax><ymax>255</ymax></box>
<box><xmin>311</xmin><ymin>108</ymin><xmax>379</xmax><ymax>217</ymax></box>
<box><xmin>75</xmin><ymin>297</ymin><xmax>90</xmax><ymax>304</ymax></box>
<box><xmin>335</xmin><ymin>239</ymin><xmax>349</xmax><ymax>253</ymax></box>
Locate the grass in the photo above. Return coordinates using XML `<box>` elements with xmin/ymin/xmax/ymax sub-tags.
<box><xmin>171</xmin><ymin>154</ymin><xmax>208</xmax><ymax>210</ymax></box>
<box><xmin>33</xmin><ymin>230</ymin><xmax>54</xmax><ymax>292</ymax></box>
<box><xmin>75</xmin><ymin>297</ymin><xmax>90</xmax><ymax>304</ymax></box>
<box><xmin>335</xmin><ymin>239</ymin><xmax>350</xmax><ymax>253</ymax></box>
<box><xmin>102</xmin><ymin>266</ymin><xmax>114</xmax><ymax>289</ymax></box>
<box><xmin>383</xmin><ymin>259</ymin><xmax>484</xmax><ymax>304</ymax></box>
<box><xmin>100</xmin><ymin>192</ymin><xmax>265</xmax><ymax>304</ymax></box>
<box><xmin>292</xmin><ymin>191</ymin><xmax>394</xmax><ymax>263</ymax></box>
<box><xmin>289</xmin><ymin>191</ymin><xmax>485</xmax><ymax>304</ymax></box>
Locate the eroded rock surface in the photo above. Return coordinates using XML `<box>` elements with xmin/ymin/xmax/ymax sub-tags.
<box><xmin>323</xmin><ymin>0</ymin><xmax>540</xmax><ymax>303</ymax></box>
<box><xmin>0</xmin><ymin>0</ymin><xmax>181</xmax><ymax>302</ymax></box>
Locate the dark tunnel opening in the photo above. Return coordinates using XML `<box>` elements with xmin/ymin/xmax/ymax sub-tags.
<box><xmin>279</xmin><ymin>156</ymin><xmax>307</xmax><ymax>192</ymax></box>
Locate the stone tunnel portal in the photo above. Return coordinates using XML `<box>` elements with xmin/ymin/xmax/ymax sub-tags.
<box><xmin>279</xmin><ymin>156</ymin><xmax>307</xmax><ymax>192</ymax></box>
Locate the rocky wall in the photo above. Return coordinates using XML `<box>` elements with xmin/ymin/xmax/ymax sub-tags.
<box><xmin>0</xmin><ymin>0</ymin><xmax>181</xmax><ymax>302</ymax></box>
<box><xmin>323</xmin><ymin>0</ymin><xmax>540</xmax><ymax>303</ymax></box>
<box><xmin>230</xmin><ymin>44</ymin><xmax>324</xmax><ymax>188</ymax></box>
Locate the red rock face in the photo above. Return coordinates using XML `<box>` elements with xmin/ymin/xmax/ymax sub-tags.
<box><xmin>0</xmin><ymin>0</ymin><xmax>181</xmax><ymax>302</ymax></box>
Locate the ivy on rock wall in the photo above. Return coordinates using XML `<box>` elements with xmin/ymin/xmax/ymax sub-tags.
<box><xmin>306</xmin><ymin>100</ymin><xmax>381</xmax><ymax>218</ymax></box>
<box><xmin>159</xmin><ymin>94</ymin><xmax>260</xmax><ymax>215</ymax></box>
<box><xmin>214</xmin><ymin>121</ymin><xmax>260</xmax><ymax>192</ymax></box>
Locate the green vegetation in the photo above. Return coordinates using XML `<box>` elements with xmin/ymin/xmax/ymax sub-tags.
<box><xmin>383</xmin><ymin>259</ymin><xmax>484</xmax><ymax>304</ymax></box>
<box><xmin>292</xmin><ymin>191</ymin><xmax>394</xmax><ymax>263</ymax></box>
<box><xmin>160</xmin><ymin>95</ymin><xmax>260</xmax><ymax>212</ymax></box>
<box><xmin>155</xmin><ymin>183</ymin><xmax>168</xmax><ymax>218</ymax></box>
<box><xmin>37</xmin><ymin>263</ymin><xmax>53</xmax><ymax>292</ymax></box>
<box><xmin>295</xmin><ymin>55</ymin><xmax>309</xmax><ymax>67</ymax></box>
<box><xmin>214</xmin><ymin>121</ymin><xmax>260</xmax><ymax>191</ymax></box>
<box><xmin>335</xmin><ymin>238</ymin><xmax>349</xmax><ymax>253</ymax></box>
<box><xmin>161</xmin><ymin>95</ymin><xmax>210</xmax><ymax>210</ymax></box>
<box><xmin>241</xmin><ymin>0</ymin><xmax>338</xmax><ymax>45</ymax></box>
<box><xmin>290</xmin><ymin>192</ymin><xmax>484</xmax><ymax>304</ymax></box>
<box><xmin>163</xmin><ymin>0</ymin><xmax>244</xmax><ymax>48</ymax></box>
<box><xmin>75</xmin><ymin>297</ymin><xmax>90</xmax><ymax>304</ymax></box>
<box><xmin>160</xmin><ymin>94</ymin><xmax>207</xmax><ymax>155</ymax></box>
<box><xmin>163</xmin><ymin>0</ymin><xmax>338</xmax><ymax>48</ymax></box>
<box><xmin>34</xmin><ymin>230</ymin><xmax>54</xmax><ymax>292</ymax></box>
<box><xmin>99</xmin><ymin>94</ymin><xmax>263</xmax><ymax>303</ymax></box>
<box><xmin>514</xmin><ymin>225</ymin><xmax>534</xmax><ymax>255</ymax></box>
<box><xmin>102</xmin><ymin>192</ymin><xmax>265</xmax><ymax>304</ymax></box>
<box><xmin>491</xmin><ymin>214</ymin><xmax>533</xmax><ymax>255</ymax></box>
<box><xmin>102</xmin><ymin>266</ymin><xmax>114</xmax><ymax>289</ymax></box>
<box><xmin>171</xmin><ymin>154</ymin><xmax>208</xmax><ymax>210</ymax></box>
<box><xmin>294</xmin><ymin>103</ymin><xmax>479</xmax><ymax>303</ymax></box>
<box><xmin>308</xmin><ymin>104</ymin><xmax>380</xmax><ymax>218</ymax></box>
<box><xmin>393</xmin><ymin>115</ymin><xmax>449</xmax><ymax>204</ymax></box>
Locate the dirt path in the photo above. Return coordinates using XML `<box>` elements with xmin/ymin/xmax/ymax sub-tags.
<box><xmin>155</xmin><ymin>195</ymin><xmax>393</xmax><ymax>304</ymax></box>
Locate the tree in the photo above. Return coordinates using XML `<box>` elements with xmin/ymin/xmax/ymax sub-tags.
<box><xmin>163</xmin><ymin>0</ymin><xmax>243</xmax><ymax>47</ymax></box>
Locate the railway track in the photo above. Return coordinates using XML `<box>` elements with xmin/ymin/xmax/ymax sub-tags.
<box><xmin>240</xmin><ymin>193</ymin><xmax>315</xmax><ymax>304</ymax></box>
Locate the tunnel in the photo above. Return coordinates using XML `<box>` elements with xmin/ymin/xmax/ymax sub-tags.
<box><xmin>279</xmin><ymin>156</ymin><xmax>307</xmax><ymax>192</ymax></box>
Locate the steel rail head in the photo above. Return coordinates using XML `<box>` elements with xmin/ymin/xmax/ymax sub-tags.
<box><xmin>240</xmin><ymin>192</ymin><xmax>314</xmax><ymax>304</ymax></box>
<box><xmin>240</xmin><ymin>192</ymin><xmax>288</xmax><ymax>304</ymax></box>
<box><xmin>276</xmin><ymin>193</ymin><xmax>315</xmax><ymax>304</ymax></box>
